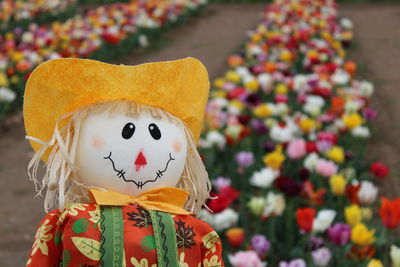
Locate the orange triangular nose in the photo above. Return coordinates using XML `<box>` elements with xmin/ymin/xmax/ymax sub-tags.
<box><xmin>135</xmin><ymin>151</ymin><xmax>147</xmax><ymax>166</ymax></box>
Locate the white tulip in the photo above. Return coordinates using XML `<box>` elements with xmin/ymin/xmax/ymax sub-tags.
<box><xmin>262</xmin><ymin>192</ymin><xmax>286</xmax><ymax>217</ymax></box>
<box><xmin>391</xmin><ymin>245</ymin><xmax>400</xmax><ymax>267</ymax></box>
<box><xmin>0</xmin><ymin>87</ymin><xmax>16</xmax><ymax>103</ymax></box>
<box><xmin>358</xmin><ymin>181</ymin><xmax>378</xmax><ymax>205</ymax></box>
<box><xmin>312</xmin><ymin>210</ymin><xmax>336</xmax><ymax>233</ymax></box>
<box><xmin>250</xmin><ymin>168</ymin><xmax>279</xmax><ymax>188</ymax></box>
<box><xmin>304</xmin><ymin>153</ymin><xmax>319</xmax><ymax>171</ymax></box>
<box><xmin>351</xmin><ymin>126</ymin><xmax>370</xmax><ymax>138</ymax></box>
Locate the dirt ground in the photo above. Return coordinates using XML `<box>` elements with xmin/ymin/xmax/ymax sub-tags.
<box><xmin>0</xmin><ymin>2</ymin><xmax>399</xmax><ymax>266</ymax></box>
<box><xmin>339</xmin><ymin>3</ymin><xmax>400</xmax><ymax>197</ymax></box>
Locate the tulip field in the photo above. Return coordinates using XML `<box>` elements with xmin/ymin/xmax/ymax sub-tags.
<box><xmin>0</xmin><ymin>0</ymin><xmax>399</xmax><ymax>266</ymax></box>
<box><xmin>198</xmin><ymin>0</ymin><xmax>400</xmax><ymax>266</ymax></box>
<box><xmin>0</xmin><ymin>0</ymin><xmax>206</xmax><ymax>121</ymax></box>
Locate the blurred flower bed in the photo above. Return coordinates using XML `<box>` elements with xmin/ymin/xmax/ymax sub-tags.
<box><xmin>199</xmin><ymin>0</ymin><xmax>399</xmax><ymax>266</ymax></box>
<box><xmin>0</xmin><ymin>0</ymin><xmax>207</xmax><ymax>121</ymax></box>
<box><xmin>78</xmin><ymin>0</ymin><xmax>130</xmax><ymax>4</ymax></box>
<box><xmin>0</xmin><ymin>0</ymin><xmax>78</xmax><ymax>32</ymax></box>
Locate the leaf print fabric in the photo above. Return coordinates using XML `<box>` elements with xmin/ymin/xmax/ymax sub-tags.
<box><xmin>176</xmin><ymin>219</ymin><xmax>196</xmax><ymax>249</ymax></box>
<box><xmin>26</xmin><ymin>204</ymin><xmax>224</xmax><ymax>267</ymax></box>
<box><xmin>31</xmin><ymin>219</ymin><xmax>53</xmax><ymax>256</ymax></box>
<box><xmin>127</xmin><ymin>207</ymin><xmax>152</xmax><ymax>228</ymax></box>
<box><xmin>71</xmin><ymin>237</ymin><xmax>101</xmax><ymax>261</ymax></box>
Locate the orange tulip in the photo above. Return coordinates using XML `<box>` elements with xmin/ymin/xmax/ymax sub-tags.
<box><xmin>330</xmin><ymin>96</ymin><xmax>345</xmax><ymax>115</ymax></box>
<box><xmin>379</xmin><ymin>197</ymin><xmax>400</xmax><ymax>229</ymax></box>
<box><xmin>344</xmin><ymin>61</ymin><xmax>357</xmax><ymax>75</ymax></box>
<box><xmin>225</xmin><ymin>228</ymin><xmax>245</xmax><ymax>247</ymax></box>
<box><xmin>227</xmin><ymin>55</ymin><xmax>244</xmax><ymax>67</ymax></box>
<box><xmin>265</xmin><ymin>62</ymin><xmax>277</xmax><ymax>73</ymax></box>
<box><xmin>302</xmin><ymin>181</ymin><xmax>327</xmax><ymax>206</ymax></box>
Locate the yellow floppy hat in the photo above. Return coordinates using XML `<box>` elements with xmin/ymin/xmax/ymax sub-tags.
<box><xmin>23</xmin><ymin>57</ymin><xmax>210</xmax><ymax>161</ymax></box>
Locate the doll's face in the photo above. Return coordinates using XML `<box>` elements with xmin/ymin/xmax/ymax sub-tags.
<box><xmin>76</xmin><ymin>109</ymin><xmax>188</xmax><ymax>196</ymax></box>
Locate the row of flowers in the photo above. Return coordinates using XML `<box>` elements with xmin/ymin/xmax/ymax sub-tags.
<box><xmin>0</xmin><ymin>0</ymin><xmax>207</xmax><ymax>121</ymax></box>
<box><xmin>0</xmin><ymin>0</ymin><xmax>78</xmax><ymax>32</ymax></box>
<box><xmin>198</xmin><ymin>0</ymin><xmax>399</xmax><ymax>266</ymax></box>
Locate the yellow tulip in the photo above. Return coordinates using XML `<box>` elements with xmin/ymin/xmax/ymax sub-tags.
<box><xmin>226</xmin><ymin>71</ymin><xmax>240</xmax><ymax>83</ymax></box>
<box><xmin>343</xmin><ymin>113</ymin><xmax>363</xmax><ymax>129</ymax></box>
<box><xmin>326</xmin><ymin>146</ymin><xmax>345</xmax><ymax>163</ymax></box>
<box><xmin>0</xmin><ymin>72</ymin><xmax>9</xmax><ymax>87</ymax></box>
<box><xmin>329</xmin><ymin>174</ymin><xmax>346</xmax><ymax>195</ymax></box>
<box><xmin>10</xmin><ymin>75</ymin><xmax>19</xmax><ymax>84</ymax></box>
<box><xmin>213</xmin><ymin>78</ymin><xmax>225</xmax><ymax>89</ymax></box>
<box><xmin>251</xmin><ymin>33</ymin><xmax>262</xmax><ymax>42</ymax></box>
<box><xmin>245</xmin><ymin>80</ymin><xmax>259</xmax><ymax>92</ymax></box>
<box><xmin>345</xmin><ymin>204</ymin><xmax>362</xmax><ymax>227</ymax></box>
<box><xmin>263</xmin><ymin>150</ymin><xmax>285</xmax><ymax>170</ymax></box>
<box><xmin>367</xmin><ymin>259</ymin><xmax>383</xmax><ymax>267</ymax></box>
<box><xmin>280</xmin><ymin>51</ymin><xmax>292</xmax><ymax>62</ymax></box>
<box><xmin>12</xmin><ymin>52</ymin><xmax>24</xmax><ymax>62</ymax></box>
<box><xmin>307</xmin><ymin>50</ymin><xmax>319</xmax><ymax>60</ymax></box>
<box><xmin>253</xmin><ymin>104</ymin><xmax>272</xmax><ymax>118</ymax></box>
<box><xmin>351</xmin><ymin>223</ymin><xmax>375</xmax><ymax>246</ymax></box>
<box><xmin>299</xmin><ymin>118</ymin><xmax>316</xmax><ymax>133</ymax></box>
<box><xmin>361</xmin><ymin>208</ymin><xmax>373</xmax><ymax>221</ymax></box>
<box><xmin>275</xmin><ymin>83</ymin><xmax>288</xmax><ymax>94</ymax></box>
<box><xmin>230</xmin><ymin>100</ymin><xmax>244</xmax><ymax>111</ymax></box>
<box><xmin>210</xmin><ymin>90</ymin><xmax>227</xmax><ymax>98</ymax></box>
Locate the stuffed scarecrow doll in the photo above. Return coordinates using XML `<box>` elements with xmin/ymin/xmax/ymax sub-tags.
<box><xmin>23</xmin><ymin>58</ymin><xmax>224</xmax><ymax>267</ymax></box>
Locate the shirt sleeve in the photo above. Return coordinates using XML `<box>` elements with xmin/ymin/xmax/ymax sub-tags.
<box><xmin>200</xmin><ymin>222</ymin><xmax>225</xmax><ymax>267</ymax></box>
<box><xmin>26</xmin><ymin>209</ymin><xmax>63</xmax><ymax>267</ymax></box>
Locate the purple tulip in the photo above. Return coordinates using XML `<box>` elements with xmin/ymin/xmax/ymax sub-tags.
<box><xmin>327</xmin><ymin>223</ymin><xmax>351</xmax><ymax>246</ymax></box>
<box><xmin>235</xmin><ymin>151</ymin><xmax>254</xmax><ymax>167</ymax></box>
<box><xmin>363</xmin><ymin>108</ymin><xmax>378</xmax><ymax>120</ymax></box>
<box><xmin>251</xmin><ymin>120</ymin><xmax>268</xmax><ymax>135</ymax></box>
<box><xmin>309</xmin><ymin>236</ymin><xmax>324</xmax><ymax>251</ymax></box>
<box><xmin>279</xmin><ymin>259</ymin><xmax>307</xmax><ymax>267</ymax></box>
<box><xmin>222</xmin><ymin>82</ymin><xmax>236</xmax><ymax>92</ymax></box>
<box><xmin>251</xmin><ymin>235</ymin><xmax>271</xmax><ymax>255</ymax></box>
<box><xmin>212</xmin><ymin>176</ymin><xmax>231</xmax><ymax>191</ymax></box>
<box><xmin>262</xmin><ymin>141</ymin><xmax>276</xmax><ymax>153</ymax></box>
<box><xmin>316</xmin><ymin>140</ymin><xmax>332</xmax><ymax>153</ymax></box>
<box><xmin>312</xmin><ymin>247</ymin><xmax>332</xmax><ymax>267</ymax></box>
<box><xmin>245</xmin><ymin>93</ymin><xmax>262</xmax><ymax>107</ymax></box>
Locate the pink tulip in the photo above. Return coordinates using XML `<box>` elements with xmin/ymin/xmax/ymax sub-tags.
<box><xmin>315</xmin><ymin>159</ymin><xmax>337</xmax><ymax>177</ymax></box>
<box><xmin>287</xmin><ymin>139</ymin><xmax>307</xmax><ymax>159</ymax></box>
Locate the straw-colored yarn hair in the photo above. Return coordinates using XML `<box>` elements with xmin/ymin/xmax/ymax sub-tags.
<box><xmin>27</xmin><ymin>100</ymin><xmax>211</xmax><ymax>216</ymax></box>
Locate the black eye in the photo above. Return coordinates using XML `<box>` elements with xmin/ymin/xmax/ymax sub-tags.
<box><xmin>148</xmin><ymin>123</ymin><xmax>161</xmax><ymax>140</ymax></box>
<box><xmin>122</xmin><ymin>123</ymin><xmax>135</xmax><ymax>139</ymax></box>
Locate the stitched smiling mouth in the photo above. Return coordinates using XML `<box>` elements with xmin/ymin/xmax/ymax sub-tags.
<box><xmin>103</xmin><ymin>152</ymin><xmax>175</xmax><ymax>189</ymax></box>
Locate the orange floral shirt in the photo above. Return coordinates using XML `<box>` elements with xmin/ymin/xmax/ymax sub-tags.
<box><xmin>26</xmin><ymin>203</ymin><xmax>224</xmax><ymax>267</ymax></box>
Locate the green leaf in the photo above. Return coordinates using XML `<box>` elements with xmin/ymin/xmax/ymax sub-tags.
<box><xmin>140</xmin><ymin>235</ymin><xmax>156</xmax><ymax>252</ymax></box>
<box><xmin>72</xmin><ymin>218</ymin><xmax>89</xmax><ymax>234</ymax></box>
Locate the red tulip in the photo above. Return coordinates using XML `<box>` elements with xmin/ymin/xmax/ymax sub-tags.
<box><xmin>346</xmin><ymin>184</ymin><xmax>361</xmax><ymax>204</ymax></box>
<box><xmin>296</xmin><ymin>207</ymin><xmax>316</xmax><ymax>233</ymax></box>
<box><xmin>379</xmin><ymin>197</ymin><xmax>400</xmax><ymax>229</ymax></box>
<box><xmin>306</xmin><ymin>141</ymin><xmax>318</xmax><ymax>153</ymax></box>
<box><xmin>103</xmin><ymin>33</ymin><xmax>121</xmax><ymax>44</ymax></box>
<box><xmin>207</xmin><ymin>186</ymin><xmax>239</xmax><ymax>213</ymax></box>
<box><xmin>370</xmin><ymin>162</ymin><xmax>389</xmax><ymax>179</ymax></box>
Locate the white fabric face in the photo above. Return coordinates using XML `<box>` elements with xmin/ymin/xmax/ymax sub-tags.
<box><xmin>76</xmin><ymin>109</ymin><xmax>188</xmax><ymax>196</ymax></box>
